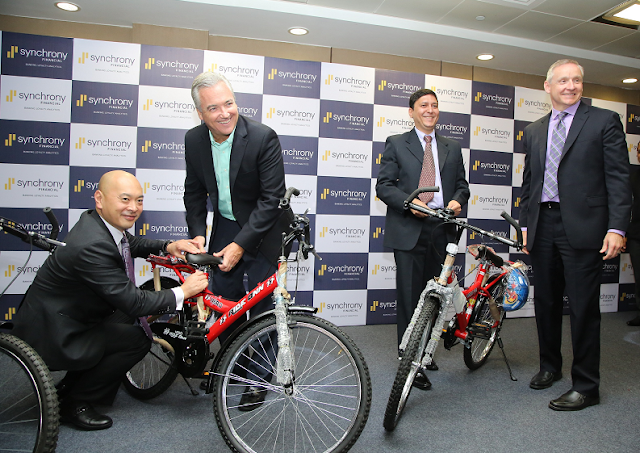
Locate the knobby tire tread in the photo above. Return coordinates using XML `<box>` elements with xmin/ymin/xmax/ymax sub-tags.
<box><xmin>0</xmin><ymin>332</ymin><xmax>59</xmax><ymax>453</ymax></box>
<box><xmin>383</xmin><ymin>296</ymin><xmax>438</xmax><ymax>431</ymax></box>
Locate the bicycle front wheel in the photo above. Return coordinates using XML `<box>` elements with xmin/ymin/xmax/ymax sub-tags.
<box><xmin>0</xmin><ymin>332</ymin><xmax>59</xmax><ymax>453</ymax></box>
<box><xmin>463</xmin><ymin>294</ymin><xmax>505</xmax><ymax>370</ymax></box>
<box><xmin>213</xmin><ymin>313</ymin><xmax>371</xmax><ymax>453</ymax></box>
<box><xmin>383</xmin><ymin>295</ymin><xmax>438</xmax><ymax>431</ymax></box>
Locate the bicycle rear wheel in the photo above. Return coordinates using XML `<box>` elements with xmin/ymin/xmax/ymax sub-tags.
<box><xmin>383</xmin><ymin>295</ymin><xmax>439</xmax><ymax>431</ymax></box>
<box><xmin>213</xmin><ymin>313</ymin><xmax>371</xmax><ymax>453</ymax></box>
<box><xmin>0</xmin><ymin>332</ymin><xmax>59</xmax><ymax>453</ymax></box>
<box><xmin>122</xmin><ymin>277</ymin><xmax>181</xmax><ymax>400</ymax></box>
<box><xmin>463</xmin><ymin>291</ymin><xmax>505</xmax><ymax>370</ymax></box>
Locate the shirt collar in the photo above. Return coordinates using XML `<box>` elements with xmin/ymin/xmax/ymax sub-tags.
<box><xmin>97</xmin><ymin>213</ymin><xmax>125</xmax><ymax>246</ymax></box>
<box><xmin>552</xmin><ymin>100</ymin><xmax>581</xmax><ymax>120</ymax></box>
<box><xmin>415</xmin><ymin>128</ymin><xmax>435</xmax><ymax>144</ymax></box>
<box><xmin>208</xmin><ymin>128</ymin><xmax>236</xmax><ymax>149</ymax></box>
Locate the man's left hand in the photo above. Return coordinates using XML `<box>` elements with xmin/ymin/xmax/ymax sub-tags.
<box><xmin>447</xmin><ymin>200</ymin><xmax>462</xmax><ymax>216</ymax></box>
<box><xmin>214</xmin><ymin>242</ymin><xmax>245</xmax><ymax>272</ymax></box>
<box><xmin>167</xmin><ymin>239</ymin><xmax>204</xmax><ymax>260</ymax></box>
<box><xmin>600</xmin><ymin>232</ymin><xmax>624</xmax><ymax>260</ymax></box>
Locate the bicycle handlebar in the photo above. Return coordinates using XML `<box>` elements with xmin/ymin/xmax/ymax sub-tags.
<box><xmin>403</xmin><ymin>186</ymin><xmax>523</xmax><ymax>250</ymax></box>
<box><xmin>0</xmin><ymin>208</ymin><xmax>65</xmax><ymax>252</ymax></box>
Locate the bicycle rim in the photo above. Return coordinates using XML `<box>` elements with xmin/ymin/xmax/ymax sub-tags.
<box><xmin>383</xmin><ymin>296</ymin><xmax>438</xmax><ymax>431</ymax></box>
<box><xmin>213</xmin><ymin>314</ymin><xmax>371</xmax><ymax>453</ymax></box>
<box><xmin>123</xmin><ymin>337</ymin><xmax>179</xmax><ymax>400</ymax></box>
<box><xmin>0</xmin><ymin>333</ymin><xmax>59</xmax><ymax>453</ymax></box>
<box><xmin>463</xmin><ymin>296</ymin><xmax>504</xmax><ymax>370</ymax></box>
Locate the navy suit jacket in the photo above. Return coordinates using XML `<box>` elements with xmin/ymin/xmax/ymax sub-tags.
<box><xmin>183</xmin><ymin>115</ymin><xmax>287</xmax><ymax>262</ymax></box>
<box><xmin>520</xmin><ymin>102</ymin><xmax>631</xmax><ymax>250</ymax></box>
<box><xmin>376</xmin><ymin>128</ymin><xmax>470</xmax><ymax>251</ymax></box>
<box><xmin>13</xmin><ymin>210</ymin><xmax>176</xmax><ymax>371</ymax></box>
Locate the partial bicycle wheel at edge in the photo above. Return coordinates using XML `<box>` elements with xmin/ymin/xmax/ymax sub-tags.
<box><xmin>122</xmin><ymin>277</ymin><xmax>181</xmax><ymax>400</ymax></box>
<box><xmin>463</xmin><ymin>292</ymin><xmax>505</xmax><ymax>370</ymax></box>
<box><xmin>213</xmin><ymin>313</ymin><xmax>371</xmax><ymax>453</ymax></box>
<box><xmin>0</xmin><ymin>332</ymin><xmax>59</xmax><ymax>453</ymax></box>
<box><xmin>383</xmin><ymin>296</ymin><xmax>438</xmax><ymax>432</ymax></box>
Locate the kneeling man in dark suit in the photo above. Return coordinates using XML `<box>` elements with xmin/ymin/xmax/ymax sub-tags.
<box><xmin>13</xmin><ymin>170</ymin><xmax>209</xmax><ymax>430</ymax></box>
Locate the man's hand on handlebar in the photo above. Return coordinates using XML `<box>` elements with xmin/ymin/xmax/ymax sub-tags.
<box><xmin>447</xmin><ymin>200</ymin><xmax>462</xmax><ymax>216</ymax></box>
<box><xmin>167</xmin><ymin>239</ymin><xmax>206</xmax><ymax>260</ymax></box>
<box><xmin>410</xmin><ymin>198</ymin><xmax>429</xmax><ymax>218</ymax></box>
<box><xmin>181</xmin><ymin>270</ymin><xmax>209</xmax><ymax>299</ymax></box>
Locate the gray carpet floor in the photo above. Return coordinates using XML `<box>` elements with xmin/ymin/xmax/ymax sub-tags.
<box><xmin>55</xmin><ymin>311</ymin><xmax>640</xmax><ymax>452</ymax></box>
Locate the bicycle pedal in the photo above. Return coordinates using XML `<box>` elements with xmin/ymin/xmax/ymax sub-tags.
<box><xmin>185</xmin><ymin>320</ymin><xmax>208</xmax><ymax>339</ymax></box>
<box><xmin>468</xmin><ymin>322</ymin><xmax>492</xmax><ymax>339</ymax></box>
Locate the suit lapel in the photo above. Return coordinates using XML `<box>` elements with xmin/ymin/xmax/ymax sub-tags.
<box><xmin>230</xmin><ymin>116</ymin><xmax>248</xmax><ymax>191</ymax></box>
<box><xmin>405</xmin><ymin>128</ymin><xmax>424</xmax><ymax>165</ymax></box>
<box><xmin>537</xmin><ymin>112</ymin><xmax>551</xmax><ymax>170</ymax></box>
<box><xmin>196</xmin><ymin>123</ymin><xmax>217</xmax><ymax>193</ymax></box>
<box><xmin>435</xmin><ymin>133</ymin><xmax>449</xmax><ymax>172</ymax></box>
<box><xmin>561</xmin><ymin>101</ymin><xmax>588</xmax><ymax>161</ymax></box>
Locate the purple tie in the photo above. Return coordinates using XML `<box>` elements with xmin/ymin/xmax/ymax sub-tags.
<box><xmin>121</xmin><ymin>235</ymin><xmax>154</xmax><ymax>340</ymax></box>
<box><xmin>543</xmin><ymin>112</ymin><xmax>568</xmax><ymax>200</ymax></box>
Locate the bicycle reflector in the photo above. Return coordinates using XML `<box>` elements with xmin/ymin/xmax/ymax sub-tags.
<box><xmin>502</xmin><ymin>265</ymin><xmax>530</xmax><ymax>312</ymax></box>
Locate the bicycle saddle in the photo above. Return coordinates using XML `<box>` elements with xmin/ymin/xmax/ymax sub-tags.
<box><xmin>185</xmin><ymin>253</ymin><xmax>223</xmax><ymax>266</ymax></box>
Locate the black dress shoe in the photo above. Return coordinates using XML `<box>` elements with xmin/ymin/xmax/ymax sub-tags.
<box><xmin>60</xmin><ymin>400</ymin><xmax>113</xmax><ymax>431</ymax></box>
<box><xmin>412</xmin><ymin>370</ymin><xmax>432</xmax><ymax>390</ymax></box>
<box><xmin>549</xmin><ymin>390</ymin><xmax>599</xmax><ymax>411</ymax></box>
<box><xmin>238</xmin><ymin>386</ymin><xmax>267</xmax><ymax>412</ymax></box>
<box><xmin>529</xmin><ymin>370</ymin><xmax>562</xmax><ymax>389</ymax></box>
<box><xmin>627</xmin><ymin>315</ymin><xmax>640</xmax><ymax>326</ymax></box>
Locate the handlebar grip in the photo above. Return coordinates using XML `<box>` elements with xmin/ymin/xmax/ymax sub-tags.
<box><xmin>43</xmin><ymin>207</ymin><xmax>60</xmax><ymax>241</ymax></box>
<box><xmin>500</xmin><ymin>211</ymin><xmax>522</xmax><ymax>247</ymax></box>
<box><xmin>479</xmin><ymin>246</ymin><xmax>504</xmax><ymax>268</ymax></box>
<box><xmin>404</xmin><ymin>186</ymin><xmax>440</xmax><ymax>208</ymax></box>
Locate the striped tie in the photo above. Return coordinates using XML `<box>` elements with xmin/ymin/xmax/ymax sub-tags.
<box><xmin>543</xmin><ymin>111</ymin><xmax>568</xmax><ymax>200</ymax></box>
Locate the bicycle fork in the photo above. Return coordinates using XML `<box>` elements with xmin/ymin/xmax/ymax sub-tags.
<box><xmin>274</xmin><ymin>258</ymin><xmax>295</xmax><ymax>394</ymax></box>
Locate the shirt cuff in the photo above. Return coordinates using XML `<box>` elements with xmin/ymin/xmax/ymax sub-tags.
<box><xmin>171</xmin><ymin>287</ymin><xmax>185</xmax><ymax>311</ymax></box>
<box><xmin>608</xmin><ymin>229</ymin><xmax>625</xmax><ymax>237</ymax></box>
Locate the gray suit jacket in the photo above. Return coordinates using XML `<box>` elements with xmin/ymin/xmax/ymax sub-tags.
<box><xmin>520</xmin><ymin>101</ymin><xmax>631</xmax><ymax>250</ymax></box>
<box><xmin>376</xmin><ymin>128</ymin><xmax>470</xmax><ymax>251</ymax></box>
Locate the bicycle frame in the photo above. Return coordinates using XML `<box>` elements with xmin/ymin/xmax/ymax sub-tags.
<box><xmin>399</xmin><ymin>186</ymin><xmax>523</xmax><ymax>369</ymax></box>
<box><xmin>145</xmin><ymin>253</ymin><xmax>279</xmax><ymax>345</ymax></box>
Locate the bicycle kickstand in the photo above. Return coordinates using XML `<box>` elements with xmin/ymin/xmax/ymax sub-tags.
<box><xmin>496</xmin><ymin>335</ymin><xmax>517</xmax><ymax>381</ymax></box>
<box><xmin>181</xmin><ymin>374</ymin><xmax>200</xmax><ymax>396</ymax></box>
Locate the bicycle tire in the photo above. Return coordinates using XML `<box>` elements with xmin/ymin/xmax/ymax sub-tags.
<box><xmin>213</xmin><ymin>313</ymin><xmax>371</xmax><ymax>453</ymax></box>
<box><xmin>463</xmin><ymin>291</ymin><xmax>505</xmax><ymax>370</ymax></box>
<box><xmin>122</xmin><ymin>277</ymin><xmax>181</xmax><ymax>400</ymax></box>
<box><xmin>0</xmin><ymin>332</ymin><xmax>59</xmax><ymax>453</ymax></box>
<box><xmin>383</xmin><ymin>295</ymin><xmax>438</xmax><ymax>432</ymax></box>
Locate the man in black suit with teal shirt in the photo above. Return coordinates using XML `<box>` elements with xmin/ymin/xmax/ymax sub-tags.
<box><xmin>376</xmin><ymin>88</ymin><xmax>470</xmax><ymax>390</ymax></box>
<box><xmin>520</xmin><ymin>59</ymin><xmax>631</xmax><ymax>411</ymax></box>
<box><xmin>184</xmin><ymin>71</ymin><xmax>287</xmax><ymax>410</ymax></box>
<box><xmin>13</xmin><ymin>170</ymin><xmax>209</xmax><ymax>430</ymax></box>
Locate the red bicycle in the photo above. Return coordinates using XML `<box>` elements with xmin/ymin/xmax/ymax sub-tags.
<box><xmin>123</xmin><ymin>188</ymin><xmax>372</xmax><ymax>453</ymax></box>
<box><xmin>383</xmin><ymin>186</ymin><xmax>529</xmax><ymax>431</ymax></box>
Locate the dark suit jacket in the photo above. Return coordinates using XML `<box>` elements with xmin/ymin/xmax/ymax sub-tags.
<box><xmin>376</xmin><ymin>129</ymin><xmax>470</xmax><ymax>251</ymax></box>
<box><xmin>12</xmin><ymin>210</ymin><xmax>176</xmax><ymax>371</ymax></box>
<box><xmin>183</xmin><ymin>115</ymin><xmax>287</xmax><ymax>262</ymax></box>
<box><xmin>520</xmin><ymin>102</ymin><xmax>631</xmax><ymax>250</ymax></box>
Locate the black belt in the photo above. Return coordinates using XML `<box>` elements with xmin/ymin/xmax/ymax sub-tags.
<box><xmin>542</xmin><ymin>201</ymin><xmax>560</xmax><ymax>209</ymax></box>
